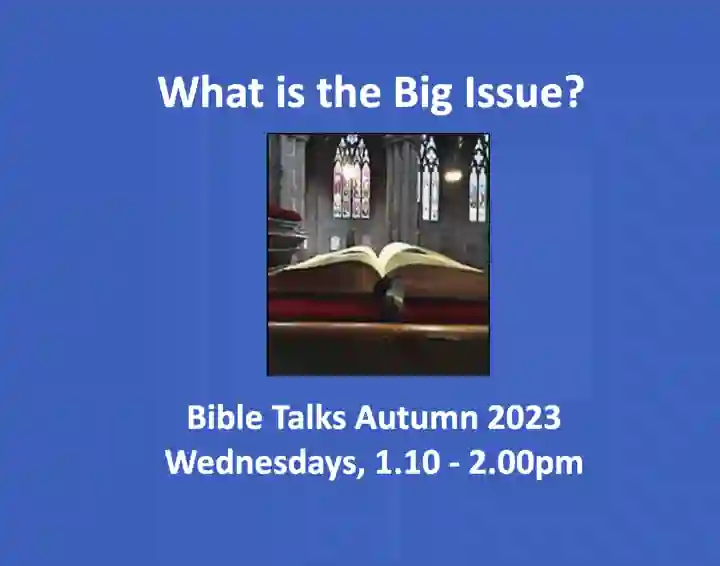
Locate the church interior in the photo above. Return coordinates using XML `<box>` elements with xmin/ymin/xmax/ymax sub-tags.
<box><xmin>267</xmin><ymin>134</ymin><xmax>489</xmax><ymax>267</ymax></box>
<box><xmin>267</xmin><ymin>133</ymin><xmax>490</xmax><ymax>377</ymax></box>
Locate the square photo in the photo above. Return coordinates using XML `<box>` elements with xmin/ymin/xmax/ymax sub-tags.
<box><xmin>267</xmin><ymin>133</ymin><xmax>490</xmax><ymax>376</ymax></box>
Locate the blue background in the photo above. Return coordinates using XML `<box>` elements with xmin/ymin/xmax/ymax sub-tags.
<box><xmin>2</xmin><ymin>2</ymin><xmax>718</xmax><ymax>564</ymax></box>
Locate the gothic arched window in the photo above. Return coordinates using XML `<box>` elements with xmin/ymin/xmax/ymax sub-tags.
<box><xmin>469</xmin><ymin>135</ymin><xmax>489</xmax><ymax>223</ymax></box>
<box><xmin>418</xmin><ymin>135</ymin><xmax>440</xmax><ymax>221</ymax></box>
<box><xmin>333</xmin><ymin>135</ymin><xmax>371</xmax><ymax>219</ymax></box>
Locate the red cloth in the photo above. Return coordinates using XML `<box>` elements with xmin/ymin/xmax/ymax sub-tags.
<box><xmin>269</xmin><ymin>297</ymin><xmax>381</xmax><ymax>322</ymax></box>
<box><xmin>268</xmin><ymin>205</ymin><xmax>302</xmax><ymax>222</ymax></box>
<box><xmin>268</xmin><ymin>297</ymin><xmax>489</xmax><ymax>325</ymax></box>
<box><xmin>401</xmin><ymin>301</ymin><xmax>489</xmax><ymax>324</ymax></box>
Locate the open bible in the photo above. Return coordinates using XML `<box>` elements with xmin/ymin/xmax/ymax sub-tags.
<box><xmin>268</xmin><ymin>243</ymin><xmax>489</xmax><ymax>324</ymax></box>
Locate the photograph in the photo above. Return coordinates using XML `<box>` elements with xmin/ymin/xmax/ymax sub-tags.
<box><xmin>267</xmin><ymin>133</ymin><xmax>490</xmax><ymax>376</ymax></box>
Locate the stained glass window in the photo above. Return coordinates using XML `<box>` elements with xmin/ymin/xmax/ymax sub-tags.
<box><xmin>469</xmin><ymin>135</ymin><xmax>489</xmax><ymax>223</ymax></box>
<box><xmin>333</xmin><ymin>135</ymin><xmax>371</xmax><ymax>219</ymax></box>
<box><xmin>417</xmin><ymin>135</ymin><xmax>440</xmax><ymax>221</ymax></box>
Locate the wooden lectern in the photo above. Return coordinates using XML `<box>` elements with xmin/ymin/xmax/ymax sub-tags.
<box><xmin>268</xmin><ymin>321</ymin><xmax>489</xmax><ymax>376</ymax></box>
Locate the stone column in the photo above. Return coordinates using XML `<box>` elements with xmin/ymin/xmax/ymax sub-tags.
<box><xmin>278</xmin><ymin>134</ymin><xmax>308</xmax><ymax>218</ymax></box>
<box><xmin>384</xmin><ymin>135</ymin><xmax>422</xmax><ymax>245</ymax></box>
<box><xmin>267</xmin><ymin>134</ymin><xmax>282</xmax><ymax>206</ymax></box>
<box><xmin>277</xmin><ymin>135</ymin><xmax>309</xmax><ymax>260</ymax></box>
